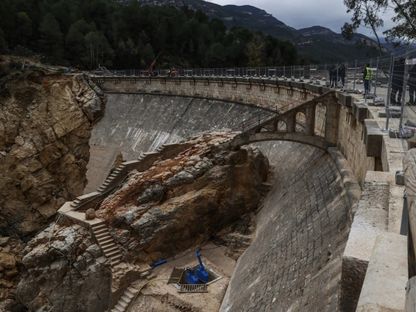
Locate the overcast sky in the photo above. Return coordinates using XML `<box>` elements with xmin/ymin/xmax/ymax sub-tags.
<box><xmin>209</xmin><ymin>0</ymin><xmax>394</xmax><ymax>36</ymax></box>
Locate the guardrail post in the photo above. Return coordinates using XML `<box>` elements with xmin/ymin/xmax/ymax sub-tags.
<box><xmin>399</xmin><ymin>53</ymin><xmax>410</xmax><ymax>134</ymax></box>
<box><xmin>353</xmin><ymin>60</ymin><xmax>357</xmax><ymax>91</ymax></box>
<box><xmin>373</xmin><ymin>57</ymin><xmax>380</xmax><ymax>103</ymax></box>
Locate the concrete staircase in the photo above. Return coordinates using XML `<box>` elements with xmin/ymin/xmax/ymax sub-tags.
<box><xmin>97</xmin><ymin>163</ymin><xmax>126</xmax><ymax>193</ymax></box>
<box><xmin>111</xmin><ymin>285</ymin><xmax>139</xmax><ymax>312</ymax></box>
<box><xmin>91</xmin><ymin>221</ymin><xmax>122</xmax><ymax>267</ymax></box>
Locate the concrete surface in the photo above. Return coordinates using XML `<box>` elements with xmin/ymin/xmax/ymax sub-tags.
<box><xmin>86</xmin><ymin>94</ymin><xmax>273</xmax><ymax>192</ymax></box>
<box><xmin>221</xmin><ymin>141</ymin><xmax>353</xmax><ymax>312</ymax></box>
<box><xmin>356</xmin><ymin>232</ymin><xmax>407</xmax><ymax>312</ymax></box>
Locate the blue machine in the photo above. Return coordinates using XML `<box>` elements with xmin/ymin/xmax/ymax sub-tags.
<box><xmin>184</xmin><ymin>248</ymin><xmax>209</xmax><ymax>284</ymax></box>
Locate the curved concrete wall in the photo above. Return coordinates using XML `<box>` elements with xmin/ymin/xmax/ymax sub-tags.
<box><xmin>86</xmin><ymin>94</ymin><xmax>274</xmax><ymax>191</ymax></box>
<box><xmin>93</xmin><ymin>76</ymin><xmax>324</xmax><ymax>112</ymax></box>
<box><xmin>221</xmin><ymin>142</ymin><xmax>352</xmax><ymax>312</ymax></box>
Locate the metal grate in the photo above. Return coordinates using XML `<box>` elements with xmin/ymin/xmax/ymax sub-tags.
<box><xmin>167</xmin><ymin>268</ymin><xmax>184</xmax><ymax>284</ymax></box>
<box><xmin>178</xmin><ymin>284</ymin><xmax>208</xmax><ymax>293</ymax></box>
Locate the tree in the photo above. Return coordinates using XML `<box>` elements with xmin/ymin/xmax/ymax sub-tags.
<box><xmin>246</xmin><ymin>35</ymin><xmax>265</xmax><ymax>67</ymax></box>
<box><xmin>15</xmin><ymin>12</ymin><xmax>32</xmax><ymax>47</ymax></box>
<box><xmin>65</xmin><ymin>20</ymin><xmax>94</xmax><ymax>65</ymax></box>
<box><xmin>0</xmin><ymin>28</ymin><xmax>8</xmax><ymax>52</ymax></box>
<box><xmin>84</xmin><ymin>31</ymin><xmax>113</xmax><ymax>69</ymax></box>
<box><xmin>343</xmin><ymin>0</ymin><xmax>386</xmax><ymax>53</ymax></box>
<box><xmin>38</xmin><ymin>13</ymin><xmax>64</xmax><ymax>62</ymax></box>
<box><xmin>142</xmin><ymin>43</ymin><xmax>155</xmax><ymax>67</ymax></box>
<box><xmin>206</xmin><ymin>42</ymin><xmax>226</xmax><ymax>66</ymax></box>
<box><xmin>0</xmin><ymin>0</ymin><xmax>299</xmax><ymax>68</ymax></box>
<box><xmin>385</xmin><ymin>1</ymin><xmax>416</xmax><ymax>41</ymax></box>
<box><xmin>343</xmin><ymin>0</ymin><xmax>416</xmax><ymax>47</ymax></box>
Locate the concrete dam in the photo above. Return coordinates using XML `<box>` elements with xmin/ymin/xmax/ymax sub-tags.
<box><xmin>17</xmin><ymin>75</ymin><xmax>405</xmax><ymax>312</ymax></box>
<box><xmin>82</xmin><ymin>78</ymin><xmax>361</xmax><ymax>311</ymax></box>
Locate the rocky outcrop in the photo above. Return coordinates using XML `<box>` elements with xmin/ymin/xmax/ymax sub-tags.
<box><xmin>0</xmin><ymin>236</ymin><xmax>23</xmax><ymax>311</ymax></box>
<box><xmin>16</xmin><ymin>222</ymin><xmax>112</xmax><ymax>312</ymax></box>
<box><xmin>96</xmin><ymin>133</ymin><xmax>269</xmax><ymax>262</ymax></box>
<box><xmin>0</xmin><ymin>62</ymin><xmax>104</xmax><ymax>236</ymax></box>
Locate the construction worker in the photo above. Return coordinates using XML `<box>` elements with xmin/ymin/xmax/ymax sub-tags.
<box><xmin>339</xmin><ymin>64</ymin><xmax>346</xmax><ymax>89</ymax></box>
<box><xmin>329</xmin><ymin>65</ymin><xmax>337</xmax><ymax>88</ymax></box>
<box><xmin>363</xmin><ymin>64</ymin><xmax>373</xmax><ymax>97</ymax></box>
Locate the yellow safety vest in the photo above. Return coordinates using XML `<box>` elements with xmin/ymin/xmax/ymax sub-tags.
<box><xmin>365</xmin><ymin>67</ymin><xmax>373</xmax><ymax>81</ymax></box>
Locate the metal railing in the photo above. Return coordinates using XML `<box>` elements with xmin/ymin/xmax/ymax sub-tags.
<box><xmin>94</xmin><ymin>49</ymin><xmax>416</xmax><ymax>136</ymax></box>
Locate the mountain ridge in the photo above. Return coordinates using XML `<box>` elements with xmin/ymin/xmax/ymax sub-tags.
<box><xmin>138</xmin><ymin>0</ymin><xmax>381</xmax><ymax>62</ymax></box>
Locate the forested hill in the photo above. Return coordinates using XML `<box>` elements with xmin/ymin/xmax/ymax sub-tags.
<box><xmin>0</xmin><ymin>0</ymin><xmax>298</xmax><ymax>69</ymax></box>
<box><xmin>139</xmin><ymin>0</ymin><xmax>382</xmax><ymax>63</ymax></box>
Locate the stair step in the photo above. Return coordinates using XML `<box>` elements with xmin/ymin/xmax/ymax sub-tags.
<box><xmin>120</xmin><ymin>297</ymin><xmax>130</xmax><ymax>305</ymax></box>
<box><xmin>105</xmin><ymin>250</ymin><xmax>121</xmax><ymax>258</ymax></box>
<box><xmin>111</xmin><ymin>254</ymin><xmax>122</xmax><ymax>262</ymax></box>
<box><xmin>96</xmin><ymin>234</ymin><xmax>112</xmax><ymax>241</ymax></box>
<box><xmin>127</xmin><ymin>286</ymin><xmax>138</xmax><ymax>293</ymax></box>
<box><xmin>93</xmin><ymin>226</ymin><xmax>109</xmax><ymax>236</ymax></box>
<box><xmin>95</xmin><ymin>231</ymin><xmax>111</xmax><ymax>238</ymax></box>
<box><xmin>91</xmin><ymin>222</ymin><xmax>105</xmax><ymax>228</ymax></box>
<box><xmin>95</xmin><ymin>229</ymin><xmax>110</xmax><ymax>236</ymax></box>
<box><xmin>111</xmin><ymin>259</ymin><xmax>121</xmax><ymax>267</ymax></box>
<box><xmin>118</xmin><ymin>301</ymin><xmax>127</xmax><ymax>308</ymax></box>
<box><xmin>91</xmin><ymin>224</ymin><xmax>106</xmax><ymax>231</ymax></box>
<box><xmin>103</xmin><ymin>246</ymin><xmax>119</xmax><ymax>254</ymax></box>
<box><xmin>100</xmin><ymin>240</ymin><xmax>115</xmax><ymax>248</ymax></box>
<box><xmin>98</xmin><ymin>238</ymin><xmax>113</xmax><ymax>245</ymax></box>
<box><xmin>125</xmin><ymin>292</ymin><xmax>135</xmax><ymax>299</ymax></box>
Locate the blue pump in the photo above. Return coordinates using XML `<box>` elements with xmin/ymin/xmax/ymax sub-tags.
<box><xmin>183</xmin><ymin>248</ymin><xmax>209</xmax><ymax>284</ymax></box>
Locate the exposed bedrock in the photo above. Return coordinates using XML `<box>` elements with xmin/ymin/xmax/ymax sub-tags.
<box><xmin>0</xmin><ymin>63</ymin><xmax>104</xmax><ymax>308</ymax></box>
<box><xmin>221</xmin><ymin>141</ymin><xmax>353</xmax><ymax>312</ymax></box>
<box><xmin>16</xmin><ymin>221</ymin><xmax>111</xmax><ymax>312</ymax></box>
<box><xmin>0</xmin><ymin>67</ymin><xmax>104</xmax><ymax>236</ymax></box>
<box><xmin>86</xmin><ymin>93</ymin><xmax>273</xmax><ymax>192</ymax></box>
<box><xmin>96</xmin><ymin>133</ymin><xmax>269</xmax><ymax>262</ymax></box>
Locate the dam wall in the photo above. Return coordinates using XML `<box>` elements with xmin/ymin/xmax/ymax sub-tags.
<box><xmin>86</xmin><ymin>94</ymin><xmax>274</xmax><ymax>192</ymax></box>
<box><xmin>81</xmin><ymin>76</ymin><xmax>407</xmax><ymax>311</ymax></box>
<box><xmin>94</xmin><ymin>76</ymin><xmax>322</xmax><ymax>112</ymax></box>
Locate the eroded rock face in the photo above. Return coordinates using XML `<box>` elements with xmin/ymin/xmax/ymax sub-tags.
<box><xmin>0</xmin><ymin>64</ymin><xmax>104</xmax><ymax>236</ymax></box>
<box><xmin>16</xmin><ymin>222</ymin><xmax>111</xmax><ymax>312</ymax></box>
<box><xmin>0</xmin><ymin>236</ymin><xmax>23</xmax><ymax>311</ymax></box>
<box><xmin>96</xmin><ymin>133</ymin><xmax>269</xmax><ymax>262</ymax></box>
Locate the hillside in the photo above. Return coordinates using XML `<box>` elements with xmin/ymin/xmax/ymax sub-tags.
<box><xmin>297</xmin><ymin>26</ymin><xmax>381</xmax><ymax>63</ymax></box>
<box><xmin>0</xmin><ymin>0</ymin><xmax>297</xmax><ymax>69</ymax></box>
<box><xmin>140</xmin><ymin>0</ymin><xmax>382</xmax><ymax>62</ymax></box>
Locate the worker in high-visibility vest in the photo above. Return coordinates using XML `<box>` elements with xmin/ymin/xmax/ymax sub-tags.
<box><xmin>363</xmin><ymin>63</ymin><xmax>373</xmax><ymax>96</ymax></box>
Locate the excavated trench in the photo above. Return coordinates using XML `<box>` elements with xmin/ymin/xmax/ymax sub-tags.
<box><xmin>87</xmin><ymin>93</ymin><xmax>353</xmax><ymax>311</ymax></box>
